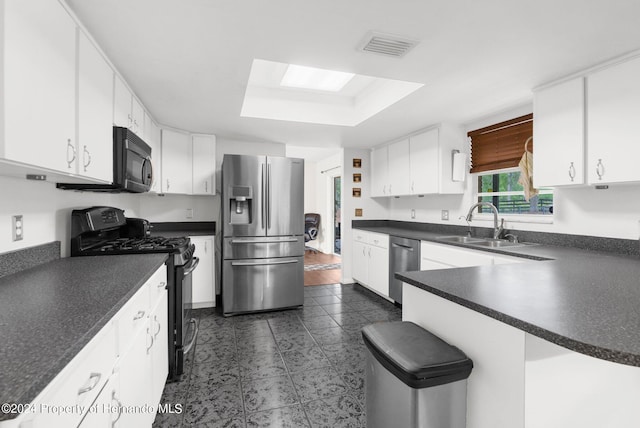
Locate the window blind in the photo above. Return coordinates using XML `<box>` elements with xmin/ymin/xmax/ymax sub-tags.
<box><xmin>468</xmin><ymin>113</ymin><xmax>533</xmax><ymax>173</ymax></box>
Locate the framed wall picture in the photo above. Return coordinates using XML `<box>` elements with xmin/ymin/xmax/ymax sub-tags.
<box><xmin>355</xmin><ymin>208</ymin><xmax>363</xmax><ymax>217</ymax></box>
<box><xmin>352</xmin><ymin>188</ymin><xmax>361</xmax><ymax>197</ymax></box>
<box><xmin>353</xmin><ymin>158</ymin><xmax>362</xmax><ymax>168</ymax></box>
<box><xmin>353</xmin><ymin>173</ymin><xmax>361</xmax><ymax>183</ymax></box>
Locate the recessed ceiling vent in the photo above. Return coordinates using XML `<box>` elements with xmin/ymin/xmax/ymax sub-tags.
<box><xmin>358</xmin><ymin>31</ymin><xmax>419</xmax><ymax>58</ymax></box>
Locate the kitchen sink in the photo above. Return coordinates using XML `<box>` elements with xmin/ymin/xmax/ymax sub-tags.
<box><xmin>436</xmin><ymin>235</ymin><xmax>536</xmax><ymax>248</ymax></box>
<box><xmin>436</xmin><ymin>236</ymin><xmax>485</xmax><ymax>244</ymax></box>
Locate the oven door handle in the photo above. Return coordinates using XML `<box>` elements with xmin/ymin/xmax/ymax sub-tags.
<box><xmin>183</xmin><ymin>318</ymin><xmax>198</xmax><ymax>355</ymax></box>
<box><xmin>183</xmin><ymin>257</ymin><xmax>200</xmax><ymax>276</ymax></box>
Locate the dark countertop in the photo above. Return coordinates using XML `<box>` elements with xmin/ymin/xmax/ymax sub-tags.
<box><xmin>0</xmin><ymin>253</ymin><xmax>168</xmax><ymax>420</ymax></box>
<box><xmin>354</xmin><ymin>224</ymin><xmax>640</xmax><ymax>366</ymax></box>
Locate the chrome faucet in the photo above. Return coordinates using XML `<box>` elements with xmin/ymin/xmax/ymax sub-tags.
<box><xmin>465</xmin><ymin>202</ymin><xmax>504</xmax><ymax>239</ymax></box>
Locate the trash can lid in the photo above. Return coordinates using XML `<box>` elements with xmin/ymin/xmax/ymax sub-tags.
<box><xmin>362</xmin><ymin>321</ymin><xmax>473</xmax><ymax>389</ymax></box>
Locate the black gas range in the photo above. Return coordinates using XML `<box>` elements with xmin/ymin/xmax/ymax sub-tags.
<box><xmin>70</xmin><ymin>206</ymin><xmax>198</xmax><ymax>382</ymax></box>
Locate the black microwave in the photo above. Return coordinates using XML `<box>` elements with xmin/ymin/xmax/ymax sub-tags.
<box><xmin>57</xmin><ymin>127</ymin><xmax>153</xmax><ymax>193</ymax></box>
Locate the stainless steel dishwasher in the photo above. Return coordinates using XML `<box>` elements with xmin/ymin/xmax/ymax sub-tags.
<box><xmin>389</xmin><ymin>236</ymin><xmax>420</xmax><ymax>304</ymax></box>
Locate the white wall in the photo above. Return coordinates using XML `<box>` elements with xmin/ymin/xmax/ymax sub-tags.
<box><xmin>386</xmin><ymin>103</ymin><xmax>640</xmax><ymax>240</ymax></box>
<box><xmin>341</xmin><ymin>148</ymin><xmax>390</xmax><ymax>283</ymax></box>
<box><xmin>0</xmin><ymin>175</ymin><xmax>141</xmax><ymax>256</ymax></box>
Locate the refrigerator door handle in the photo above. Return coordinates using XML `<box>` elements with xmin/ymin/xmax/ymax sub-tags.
<box><xmin>230</xmin><ymin>238</ymin><xmax>298</xmax><ymax>244</ymax></box>
<box><xmin>261</xmin><ymin>163</ymin><xmax>266</xmax><ymax>230</ymax></box>
<box><xmin>267</xmin><ymin>163</ymin><xmax>272</xmax><ymax>230</ymax></box>
<box><xmin>231</xmin><ymin>259</ymin><xmax>299</xmax><ymax>266</ymax></box>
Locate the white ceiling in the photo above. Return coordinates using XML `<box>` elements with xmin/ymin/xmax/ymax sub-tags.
<box><xmin>67</xmin><ymin>0</ymin><xmax>640</xmax><ymax>151</ymax></box>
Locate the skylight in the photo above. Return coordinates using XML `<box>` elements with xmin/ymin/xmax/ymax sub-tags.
<box><xmin>280</xmin><ymin>64</ymin><xmax>355</xmax><ymax>92</ymax></box>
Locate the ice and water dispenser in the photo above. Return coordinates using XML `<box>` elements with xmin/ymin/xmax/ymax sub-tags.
<box><xmin>228</xmin><ymin>186</ymin><xmax>253</xmax><ymax>224</ymax></box>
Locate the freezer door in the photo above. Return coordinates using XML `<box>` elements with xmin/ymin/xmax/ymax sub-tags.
<box><xmin>222</xmin><ymin>256</ymin><xmax>303</xmax><ymax>315</ymax></box>
<box><xmin>222</xmin><ymin>154</ymin><xmax>266</xmax><ymax>237</ymax></box>
<box><xmin>266</xmin><ymin>156</ymin><xmax>304</xmax><ymax>236</ymax></box>
<box><xmin>223</xmin><ymin>236</ymin><xmax>304</xmax><ymax>260</ymax></box>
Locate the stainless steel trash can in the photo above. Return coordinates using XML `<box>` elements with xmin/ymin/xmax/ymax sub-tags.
<box><xmin>362</xmin><ymin>322</ymin><xmax>473</xmax><ymax>428</ymax></box>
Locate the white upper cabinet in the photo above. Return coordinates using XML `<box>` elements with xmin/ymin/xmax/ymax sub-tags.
<box><xmin>162</xmin><ymin>128</ymin><xmax>192</xmax><ymax>194</ymax></box>
<box><xmin>587</xmin><ymin>56</ymin><xmax>640</xmax><ymax>185</ymax></box>
<box><xmin>77</xmin><ymin>29</ymin><xmax>113</xmax><ymax>183</ymax></box>
<box><xmin>371</xmin><ymin>124</ymin><xmax>465</xmax><ymax>197</ymax></box>
<box><xmin>371</xmin><ymin>146</ymin><xmax>389</xmax><ymax>197</ymax></box>
<box><xmin>113</xmin><ymin>75</ymin><xmax>145</xmax><ymax>138</ymax></box>
<box><xmin>192</xmin><ymin>134</ymin><xmax>216</xmax><ymax>195</ymax></box>
<box><xmin>533</xmin><ymin>78</ymin><xmax>585</xmax><ymax>187</ymax></box>
<box><xmin>387</xmin><ymin>139</ymin><xmax>411</xmax><ymax>196</ymax></box>
<box><xmin>1</xmin><ymin>0</ymin><xmax>76</xmax><ymax>174</ymax></box>
<box><xmin>409</xmin><ymin>128</ymin><xmax>439</xmax><ymax>194</ymax></box>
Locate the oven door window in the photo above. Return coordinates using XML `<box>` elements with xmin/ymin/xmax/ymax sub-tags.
<box><xmin>126</xmin><ymin>150</ymin><xmax>152</xmax><ymax>187</ymax></box>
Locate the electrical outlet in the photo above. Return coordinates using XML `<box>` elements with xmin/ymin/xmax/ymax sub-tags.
<box><xmin>186</xmin><ymin>208</ymin><xmax>194</xmax><ymax>219</ymax></box>
<box><xmin>410</xmin><ymin>209</ymin><xmax>416</xmax><ymax>219</ymax></box>
<box><xmin>12</xmin><ymin>215</ymin><xmax>23</xmax><ymax>241</ymax></box>
<box><xmin>441</xmin><ymin>210</ymin><xmax>449</xmax><ymax>221</ymax></box>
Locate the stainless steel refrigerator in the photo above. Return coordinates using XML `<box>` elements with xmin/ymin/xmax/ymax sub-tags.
<box><xmin>220</xmin><ymin>154</ymin><xmax>304</xmax><ymax>316</ymax></box>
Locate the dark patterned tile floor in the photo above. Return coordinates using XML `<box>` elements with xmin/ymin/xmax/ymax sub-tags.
<box><xmin>152</xmin><ymin>283</ymin><xmax>401</xmax><ymax>428</ymax></box>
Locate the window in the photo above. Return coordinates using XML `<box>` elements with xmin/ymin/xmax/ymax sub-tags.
<box><xmin>469</xmin><ymin>114</ymin><xmax>553</xmax><ymax>217</ymax></box>
<box><xmin>477</xmin><ymin>169</ymin><xmax>553</xmax><ymax>215</ymax></box>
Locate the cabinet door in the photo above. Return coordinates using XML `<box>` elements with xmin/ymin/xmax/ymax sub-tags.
<box><xmin>4</xmin><ymin>0</ymin><xmax>76</xmax><ymax>173</ymax></box>
<box><xmin>409</xmin><ymin>129</ymin><xmax>439</xmax><ymax>194</ymax></box>
<box><xmin>588</xmin><ymin>56</ymin><xmax>640</xmax><ymax>184</ymax></box>
<box><xmin>533</xmin><ymin>78</ymin><xmax>585</xmax><ymax>187</ymax></box>
<box><xmin>77</xmin><ymin>374</ymin><xmax>118</xmax><ymax>428</ymax></box>
<box><xmin>371</xmin><ymin>147</ymin><xmax>388</xmax><ymax>197</ymax></box>
<box><xmin>420</xmin><ymin>258</ymin><xmax>454</xmax><ymax>270</ymax></box>
<box><xmin>420</xmin><ymin>241</ymin><xmax>494</xmax><ymax>267</ymax></box>
<box><xmin>192</xmin><ymin>135</ymin><xmax>216</xmax><ymax>195</ymax></box>
<box><xmin>191</xmin><ymin>236</ymin><xmax>215</xmax><ymax>307</ymax></box>
<box><xmin>368</xmin><ymin>245</ymin><xmax>389</xmax><ymax>297</ymax></box>
<box><xmin>117</xmin><ymin>327</ymin><xmax>153</xmax><ymax>428</ymax></box>
<box><xmin>131</xmin><ymin>97</ymin><xmax>144</xmax><ymax>138</ymax></box>
<box><xmin>161</xmin><ymin>128</ymin><xmax>192</xmax><ymax>194</ymax></box>
<box><xmin>150</xmin><ymin>290</ymin><xmax>168</xmax><ymax>406</ymax></box>
<box><xmin>77</xmin><ymin>30</ymin><xmax>113</xmax><ymax>182</ymax></box>
<box><xmin>387</xmin><ymin>139</ymin><xmax>411</xmax><ymax>196</ymax></box>
<box><xmin>352</xmin><ymin>240</ymin><xmax>369</xmax><ymax>284</ymax></box>
<box><xmin>113</xmin><ymin>75</ymin><xmax>132</xmax><ymax>128</ymax></box>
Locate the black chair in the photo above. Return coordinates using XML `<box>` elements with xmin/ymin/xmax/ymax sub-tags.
<box><xmin>304</xmin><ymin>213</ymin><xmax>320</xmax><ymax>253</ymax></box>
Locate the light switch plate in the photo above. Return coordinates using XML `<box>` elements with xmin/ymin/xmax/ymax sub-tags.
<box><xmin>12</xmin><ymin>215</ymin><xmax>23</xmax><ymax>241</ymax></box>
<box><xmin>441</xmin><ymin>210</ymin><xmax>449</xmax><ymax>221</ymax></box>
<box><xmin>411</xmin><ymin>209</ymin><xmax>416</xmax><ymax>219</ymax></box>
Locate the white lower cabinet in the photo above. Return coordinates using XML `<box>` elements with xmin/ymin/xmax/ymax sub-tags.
<box><xmin>13</xmin><ymin>266</ymin><xmax>168</xmax><ymax>428</ymax></box>
<box><xmin>352</xmin><ymin>231</ymin><xmax>389</xmax><ymax>298</ymax></box>
<box><xmin>191</xmin><ymin>235</ymin><xmax>215</xmax><ymax>308</ymax></box>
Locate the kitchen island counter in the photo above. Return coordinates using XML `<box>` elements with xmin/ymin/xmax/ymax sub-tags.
<box><xmin>0</xmin><ymin>253</ymin><xmax>167</xmax><ymax>420</ymax></box>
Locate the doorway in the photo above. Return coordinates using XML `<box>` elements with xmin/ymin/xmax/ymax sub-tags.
<box><xmin>333</xmin><ymin>176</ymin><xmax>341</xmax><ymax>255</ymax></box>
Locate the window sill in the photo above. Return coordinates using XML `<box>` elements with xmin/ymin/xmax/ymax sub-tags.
<box><xmin>471</xmin><ymin>213</ymin><xmax>554</xmax><ymax>225</ymax></box>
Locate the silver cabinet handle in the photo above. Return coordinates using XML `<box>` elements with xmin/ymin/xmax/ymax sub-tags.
<box><xmin>133</xmin><ymin>310</ymin><xmax>145</xmax><ymax>321</ymax></box>
<box><xmin>166</xmin><ymin>179</ymin><xmax>170</xmax><ymax>190</ymax></box>
<box><xmin>146</xmin><ymin>327</ymin><xmax>154</xmax><ymax>354</ymax></box>
<box><xmin>66</xmin><ymin>139</ymin><xmax>76</xmax><ymax>169</ymax></box>
<box><xmin>568</xmin><ymin>162</ymin><xmax>576</xmax><ymax>182</ymax></box>
<box><xmin>111</xmin><ymin>392</ymin><xmax>123</xmax><ymax>427</ymax></box>
<box><xmin>368</xmin><ymin>248</ymin><xmax>371</xmax><ymax>257</ymax></box>
<box><xmin>77</xmin><ymin>372</ymin><xmax>101</xmax><ymax>396</ymax></box>
<box><xmin>383</xmin><ymin>185</ymin><xmax>386</xmax><ymax>195</ymax></box>
<box><xmin>389</xmin><ymin>184</ymin><xmax>392</xmax><ymax>194</ymax></box>
<box><xmin>205</xmin><ymin>181</ymin><xmax>208</xmax><ymax>193</ymax></box>
<box><xmin>411</xmin><ymin>181</ymin><xmax>414</xmax><ymax>192</ymax></box>
<box><xmin>127</xmin><ymin>113</ymin><xmax>132</xmax><ymax>125</ymax></box>
<box><xmin>83</xmin><ymin>145</ymin><xmax>91</xmax><ymax>172</ymax></box>
<box><xmin>158</xmin><ymin>281</ymin><xmax>166</xmax><ymax>289</ymax></box>
<box><xmin>596</xmin><ymin>159</ymin><xmax>604</xmax><ymax>180</ymax></box>
<box><xmin>362</xmin><ymin>247</ymin><xmax>365</xmax><ymax>256</ymax></box>
<box><xmin>204</xmin><ymin>241</ymin><xmax>207</xmax><ymax>253</ymax></box>
<box><xmin>153</xmin><ymin>315</ymin><xmax>161</xmax><ymax>338</ymax></box>
<box><xmin>231</xmin><ymin>259</ymin><xmax>298</xmax><ymax>266</ymax></box>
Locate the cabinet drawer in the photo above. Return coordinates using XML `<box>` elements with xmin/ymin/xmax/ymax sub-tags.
<box><xmin>367</xmin><ymin>232</ymin><xmax>388</xmax><ymax>249</ymax></box>
<box><xmin>31</xmin><ymin>324</ymin><xmax>116</xmax><ymax>428</ymax></box>
<box><xmin>147</xmin><ymin>266</ymin><xmax>168</xmax><ymax>308</ymax></box>
<box><xmin>116</xmin><ymin>284</ymin><xmax>150</xmax><ymax>356</ymax></box>
<box><xmin>353</xmin><ymin>231</ymin><xmax>368</xmax><ymax>243</ymax></box>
